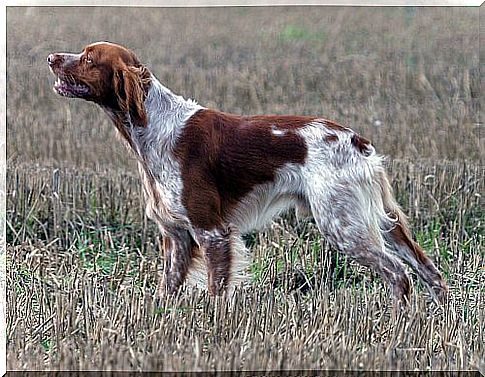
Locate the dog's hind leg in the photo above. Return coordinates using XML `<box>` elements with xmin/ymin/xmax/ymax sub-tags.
<box><xmin>305</xmin><ymin>179</ymin><xmax>412</xmax><ymax>303</ymax></box>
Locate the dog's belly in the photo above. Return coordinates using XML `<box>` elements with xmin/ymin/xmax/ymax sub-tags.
<box><xmin>227</xmin><ymin>163</ymin><xmax>307</xmax><ymax>233</ymax></box>
<box><xmin>227</xmin><ymin>185</ymin><xmax>300</xmax><ymax>234</ymax></box>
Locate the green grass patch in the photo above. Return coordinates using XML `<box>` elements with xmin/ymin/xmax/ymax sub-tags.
<box><xmin>279</xmin><ymin>25</ymin><xmax>327</xmax><ymax>44</ymax></box>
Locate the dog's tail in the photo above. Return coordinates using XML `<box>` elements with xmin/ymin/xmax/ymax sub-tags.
<box><xmin>375</xmin><ymin>163</ymin><xmax>409</xmax><ymax>232</ymax></box>
<box><xmin>376</xmin><ymin>163</ymin><xmax>448</xmax><ymax>302</ymax></box>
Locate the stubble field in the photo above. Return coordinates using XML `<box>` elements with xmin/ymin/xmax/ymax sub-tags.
<box><xmin>5</xmin><ymin>6</ymin><xmax>484</xmax><ymax>372</ymax></box>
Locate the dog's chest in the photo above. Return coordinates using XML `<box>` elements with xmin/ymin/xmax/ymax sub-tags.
<box><xmin>137</xmin><ymin>157</ymin><xmax>188</xmax><ymax>230</ymax></box>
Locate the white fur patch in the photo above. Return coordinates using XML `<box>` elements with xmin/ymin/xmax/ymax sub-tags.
<box><xmin>271</xmin><ymin>125</ymin><xmax>287</xmax><ymax>137</ymax></box>
<box><xmin>228</xmin><ymin>163</ymin><xmax>304</xmax><ymax>234</ymax></box>
<box><xmin>297</xmin><ymin>122</ymin><xmax>394</xmax><ymax>250</ymax></box>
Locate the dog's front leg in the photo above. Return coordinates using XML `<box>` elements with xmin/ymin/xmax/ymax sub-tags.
<box><xmin>194</xmin><ymin>225</ymin><xmax>234</xmax><ymax>296</ymax></box>
<box><xmin>158</xmin><ymin>228</ymin><xmax>196</xmax><ymax>295</ymax></box>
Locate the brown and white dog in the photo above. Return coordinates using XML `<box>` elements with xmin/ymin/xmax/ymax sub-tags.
<box><xmin>47</xmin><ymin>41</ymin><xmax>448</xmax><ymax>302</ymax></box>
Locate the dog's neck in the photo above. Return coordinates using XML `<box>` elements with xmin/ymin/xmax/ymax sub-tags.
<box><xmin>139</xmin><ymin>76</ymin><xmax>201</xmax><ymax>150</ymax></box>
<box><xmin>107</xmin><ymin>74</ymin><xmax>202</xmax><ymax>161</ymax></box>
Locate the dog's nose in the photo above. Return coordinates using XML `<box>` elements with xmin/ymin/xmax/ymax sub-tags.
<box><xmin>47</xmin><ymin>53</ymin><xmax>62</xmax><ymax>67</ymax></box>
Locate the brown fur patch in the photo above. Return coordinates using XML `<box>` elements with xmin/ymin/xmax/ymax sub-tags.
<box><xmin>325</xmin><ymin>134</ymin><xmax>339</xmax><ymax>143</ymax></box>
<box><xmin>159</xmin><ymin>230</ymin><xmax>198</xmax><ymax>294</ymax></box>
<box><xmin>197</xmin><ymin>227</ymin><xmax>234</xmax><ymax>295</ymax></box>
<box><xmin>391</xmin><ymin>220</ymin><xmax>433</xmax><ymax>266</ymax></box>
<box><xmin>322</xmin><ymin>119</ymin><xmax>349</xmax><ymax>132</ymax></box>
<box><xmin>351</xmin><ymin>134</ymin><xmax>373</xmax><ymax>156</ymax></box>
<box><xmin>397</xmin><ymin>273</ymin><xmax>412</xmax><ymax>303</ymax></box>
<box><xmin>49</xmin><ymin>42</ymin><xmax>152</xmax><ymax>133</ymax></box>
<box><xmin>174</xmin><ymin>110</ymin><xmax>312</xmax><ymax>230</ymax></box>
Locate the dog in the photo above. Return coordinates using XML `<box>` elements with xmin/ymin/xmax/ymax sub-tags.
<box><xmin>48</xmin><ymin>41</ymin><xmax>448</xmax><ymax>302</ymax></box>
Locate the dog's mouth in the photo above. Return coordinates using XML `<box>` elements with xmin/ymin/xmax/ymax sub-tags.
<box><xmin>52</xmin><ymin>74</ymin><xmax>90</xmax><ymax>98</ymax></box>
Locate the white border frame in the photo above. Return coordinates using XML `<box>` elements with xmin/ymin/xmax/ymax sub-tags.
<box><xmin>3</xmin><ymin>1</ymin><xmax>484</xmax><ymax>5</ymax></box>
<box><xmin>1</xmin><ymin>2</ymin><xmax>482</xmax><ymax>376</ymax></box>
<box><xmin>1</xmin><ymin>3</ymin><xmax>6</xmax><ymax>376</ymax></box>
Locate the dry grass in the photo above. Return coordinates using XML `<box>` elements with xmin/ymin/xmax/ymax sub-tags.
<box><xmin>5</xmin><ymin>6</ymin><xmax>484</xmax><ymax>372</ymax></box>
<box><xmin>6</xmin><ymin>161</ymin><xmax>484</xmax><ymax>370</ymax></box>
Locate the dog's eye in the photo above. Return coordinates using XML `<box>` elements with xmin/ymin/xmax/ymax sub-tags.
<box><xmin>85</xmin><ymin>56</ymin><xmax>93</xmax><ymax>64</ymax></box>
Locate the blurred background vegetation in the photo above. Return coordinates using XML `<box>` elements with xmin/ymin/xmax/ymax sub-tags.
<box><xmin>7</xmin><ymin>6</ymin><xmax>482</xmax><ymax>169</ymax></box>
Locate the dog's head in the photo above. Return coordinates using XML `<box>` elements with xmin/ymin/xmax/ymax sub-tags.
<box><xmin>48</xmin><ymin>41</ymin><xmax>151</xmax><ymax>127</ymax></box>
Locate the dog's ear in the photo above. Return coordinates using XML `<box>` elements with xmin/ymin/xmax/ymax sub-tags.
<box><xmin>114</xmin><ymin>65</ymin><xmax>149</xmax><ymax>128</ymax></box>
